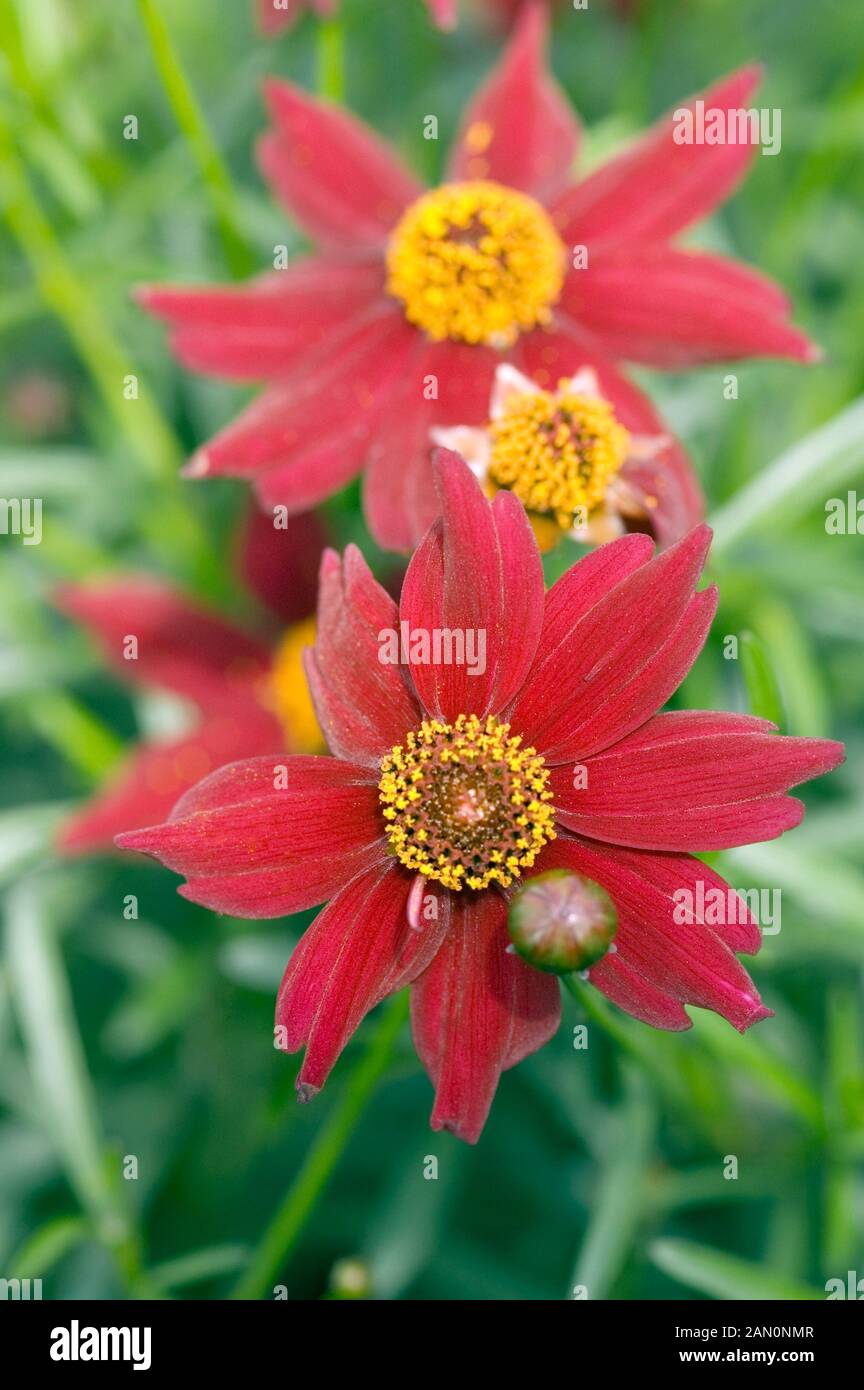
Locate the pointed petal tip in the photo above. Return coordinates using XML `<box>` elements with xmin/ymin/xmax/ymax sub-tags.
<box><xmin>181</xmin><ymin>451</ymin><xmax>210</xmax><ymax>479</ymax></box>
<box><xmin>296</xmin><ymin>1080</ymin><xmax>321</xmax><ymax>1104</ymax></box>
<box><xmin>735</xmin><ymin>1001</ymin><xmax>774</xmax><ymax>1033</ymax></box>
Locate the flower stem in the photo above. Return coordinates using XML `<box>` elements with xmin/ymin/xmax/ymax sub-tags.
<box><xmin>136</xmin><ymin>0</ymin><xmax>256</xmax><ymax>277</ymax></box>
<box><xmin>232</xmin><ymin>991</ymin><xmax>409</xmax><ymax>1300</ymax></box>
<box><xmin>316</xmin><ymin>17</ymin><xmax>346</xmax><ymax>104</ymax></box>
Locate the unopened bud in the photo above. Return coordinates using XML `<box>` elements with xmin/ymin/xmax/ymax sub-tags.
<box><xmin>507</xmin><ymin>869</ymin><xmax>617</xmax><ymax>974</ymax></box>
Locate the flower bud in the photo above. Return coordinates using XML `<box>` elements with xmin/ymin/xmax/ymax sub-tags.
<box><xmin>507</xmin><ymin>868</ymin><xmax>618</xmax><ymax>974</ymax></box>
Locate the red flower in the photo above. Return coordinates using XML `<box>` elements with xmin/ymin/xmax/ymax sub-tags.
<box><xmin>257</xmin><ymin>0</ymin><xmax>455</xmax><ymax>35</ymax></box>
<box><xmin>117</xmin><ymin>453</ymin><xmax>842</xmax><ymax>1143</ymax></box>
<box><xmin>55</xmin><ymin>508</ymin><xmax>326</xmax><ymax>854</ymax></box>
<box><xmin>142</xmin><ymin>7</ymin><xmax>811</xmax><ymax>553</ymax></box>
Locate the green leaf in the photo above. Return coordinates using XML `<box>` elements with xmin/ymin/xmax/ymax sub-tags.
<box><xmin>739</xmin><ymin>630</ymin><xmax>785</xmax><ymax>727</ymax></box>
<box><xmin>650</xmin><ymin>1237</ymin><xmax>822</xmax><ymax>1300</ymax></box>
<box><xmin>710</xmin><ymin>396</ymin><xmax>864</xmax><ymax>555</ymax></box>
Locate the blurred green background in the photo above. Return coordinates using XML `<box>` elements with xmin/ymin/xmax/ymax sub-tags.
<box><xmin>1</xmin><ymin>0</ymin><xmax>862</xmax><ymax>1301</ymax></box>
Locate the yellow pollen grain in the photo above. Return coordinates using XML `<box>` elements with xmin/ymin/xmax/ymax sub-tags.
<box><xmin>262</xmin><ymin>616</ymin><xmax>324</xmax><ymax>753</ymax></box>
<box><xmin>385</xmin><ymin>180</ymin><xmax>565</xmax><ymax>347</ymax></box>
<box><xmin>378</xmin><ymin>712</ymin><xmax>556</xmax><ymax>893</ymax></box>
<box><xmin>489</xmin><ymin>381</ymin><xmax>630</xmax><ymax>530</ymax></box>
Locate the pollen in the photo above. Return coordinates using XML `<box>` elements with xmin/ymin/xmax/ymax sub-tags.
<box><xmin>489</xmin><ymin>381</ymin><xmax>630</xmax><ymax>529</ymax></box>
<box><xmin>385</xmin><ymin>181</ymin><xmax>565</xmax><ymax>347</ymax></box>
<box><xmin>262</xmin><ymin>617</ymin><xmax>324</xmax><ymax>753</ymax></box>
<box><xmin>378</xmin><ymin>713</ymin><xmax>556</xmax><ymax>892</ymax></box>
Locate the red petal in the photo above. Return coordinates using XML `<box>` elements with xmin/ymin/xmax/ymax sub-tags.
<box><xmin>58</xmin><ymin>706</ymin><xmax>282</xmax><ymax>855</ymax></box>
<box><xmin>259</xmin><ymin>80</ymin><xmax>423</xmax><ymax>250</ymax></box>
<box><xmin>411</xmin><ymin>888</ymin><xmax>560</xmax><ymax>1143</ymax></box>
<box><xmin>447</xmin><ymin>2</ymin><xmax>579</xmax><ymax>202</ymax></box>
<box><xmin>518</xmin><ymin>319</ymin><xmax>705</xmax><ymax>546</ymax></box>
<box><xmin>363</xmin><ymin>337</ymin><xmax>501</xmax><ymax>552</ymax></box>
<box><xmin>115</xmin><ymin>755</ymin><xmax>383</xmax><ymax>917</ymax></box>
<box><xmin>549</xmin><ymin>66</ymin><xmax>763</xmax><ymax>248</ymax></box>
<box><xmin>554</xmin><ymin>710</ymin><xmax>844</xmax><ymax>850</ymax></box>
<box><xmin>508</xmin><ymin>526</ymin><xmax>716</xmax><ymax>760</ymax></box>
<box><xmin>426</xmin><ymin>0</ymin><xmax>457</xmax><ymax>27</ymax></box>
<box><xmin>55</xmin><ymin>579</ymin><xmax>270</xmax><ymax>711</ymax></box>
<box><xmin>562</xmin><ymin>248</ymin><xmax>816</xmax><ymax>366</ymax></box>
<box><xmin>276</xmin><ymin>866</ymin><xmax>450</xmax><ymax>1094</ymax></box>
<box><xmin>189</xmin><ymin>303</ymin><xmax>410</xmax><ymax>482</ymax></box>
<box><xmin>236</xmin><ymin>502</ymin><xmax>326</xmax><ymax>626</ymax></box>
<box><xmin>306</xmin><ymin>546</ymin><xmax>422</xmax><ymax>765</ymax></box>
<box><xmin>398</xmin><ymin>449</ymin><xmax>545</xmax><ymax>720</ymax></box>
<box><xmin>540</xmin><ymin>837</ymin><xmax>771</xmax><ymax>1033</ymax></box>
<box><xmin>135</xmin><ymin>262</ymin><xmax>385</xmax><ymax>381</ymax></box>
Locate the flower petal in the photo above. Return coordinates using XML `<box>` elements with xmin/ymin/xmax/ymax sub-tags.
<box><xmin>562</xmin><ymin>248</ymin><xmax>816</xmax><ymax>366</ymax></box>
<box><xmin>539</xmin><ymin>836</ymin><xmax>771</xmax><ymax>1033</ymax></box>
<box><xmin>508</xmin><ymin>526</ymin><xmax>716</xmax><ymax>761</ymax></box>
<box><xmin>276</xmin><ymin>866</ymin><xmax>450</xmax><ymax>1095</ymax></box>
<box><xmin>447</xmin><ymin>2</ymin><xmax>580</xmax><ymax>202</ymax></box>
<box><xmin>363</xmin><ymin>337</ymin><xmax>501</xmax><ymax>551</ymax></box>
<box><xmin>135</xmin><ymin>262</ymin><xmax>386</xmax><ymax>381</ymax></box>
<box><xmin>306</xmin><ymin>547</ymin><xmax>422</xmax><ymax>765</ymax></box>
<box><xmin>58</xmin><ymin>708</ymin><xmax>281</xmax><ymax>855</ymax></box>
<box><xmin>236</xmin><ymin>503</ymin><xmax>326</xmax><ymax>626</ymax></box>
<box><xmin>259</xmin><ymin>80</ymin><xmax>423</xmax><ymax>249</ymax></box>
<box><xmin>398</xmin><ymin>449</ymin><xmax>545</xmax><ymax>720</ymax></box>
<box><xmin>411</xmin><ymin>888</ymin><xmax>560</xmax><ymax>1143</ymax></box>
<box><xmin>187</xmin><ymin>303</ymin><xmax>410</xmax><ymax>482</ymax></box>
<box><xmin>553</xmin><ymin>710</ymin><xmax>845</xmax><ymax>850</ymax></box>
<box><xmin>549</xmin><ymin>66</ymin><xmax>763</xmax><ymax>248</ymax></box>
<box><xmin>55</xmin><ymin>579</ymin><xmax>270</xmax><ymax>710</ymax></box>
<box><xmin>115</xmin><ymin>755</ymin><xmax>383</xmax><ymax>917</ymax></box>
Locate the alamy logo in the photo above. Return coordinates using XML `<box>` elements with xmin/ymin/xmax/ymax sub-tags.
<box><xmin>672</xmin><ymin>101</ymin><xmax>782</xmax><ymax>156</ymax></box>
<box><xmin>0</xmin><ymin>497</ymin><xmax>42</xmax><ymax>545</ymax></box>
<box><xmin>378</xmin><ymin>621</ymin><xmax>487</xmax><ymax>676</ymax></box>
<box><xmin>0</xmin><ymin>1277</ymin><xmax>42</xmax><ymax>1300</ymax></box>
<box><xmin>50</xmin><ymin>1321</ymin><xmax>152</xmax><ymax>1371</ymax></box>
<box><xmin>672</xmin><ymin>881</ymin><xmax>781</xmax><ymax>934</ymax></box>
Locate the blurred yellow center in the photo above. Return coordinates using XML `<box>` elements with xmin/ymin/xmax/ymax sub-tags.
<box><xmin>385</xmin><ymin>180</ymin><xmax>565</xmax><ymax>347</ymax></box>
<box><xmin>489</xmin><ymin>383</ymin><xmax>630</xmax><ymax>530</ymax></box>
<box><xmin>265</xmin><ymin>617</ymin><xmax>323</xmax><ymax>752</ymax></box>
<box><xmin>378</xmin><ymin>713</ymin><xmax>556</xmax><ymax>892</ymax></box>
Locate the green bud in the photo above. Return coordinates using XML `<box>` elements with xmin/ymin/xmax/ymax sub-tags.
<box><xmin>507</xmin><ymin>869</ymin><xmax>618</xmax><ymax>974</ymax></box>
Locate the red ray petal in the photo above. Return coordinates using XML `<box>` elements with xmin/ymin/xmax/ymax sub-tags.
<box><xmin>549</xmin><ymin>65</ymin><xmax>763</xmax><ymax>248</ymax></box>
<box><xmin>411</xmin><ymin>888</ymin><xmax>560</xmax><ymax>1143</ymax></box>
<box><xmin>259</xmin><ymin>79</ymin><xmax>423</xmax><ymax>249</ymax></box>
<box><xmin>447</xmin><ymin>1</ymin><xmax>580</xmax><ymax>203</ymax></box>
<box><xmin>55</xmin><ymin>579</ymin><xmax>271</xmax><ymax>711</ymax></box>
<box><xmin>276</xmin><ymin>867</ymin><xmax>450</xmax><ymax>1095</ymax></box>
<box><xmin>306</xmin><ymin>547</ymin><xmax>422</xmax><ymax>765</ymax></box>
<box><xmin>115</xmin><ymin>755</ymin><xmax>383</xmax><ymax>917</ymax></box>
<box><xmin>553</xmin><ymin>711</ymin><xmax>844</xmax><ymax>850</ymax></box>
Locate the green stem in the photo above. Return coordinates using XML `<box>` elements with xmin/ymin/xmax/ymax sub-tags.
<box><xmin>136</xmin><ymin>0</ymin><xmax>255</xmax><ymax>277</ymax></box>
<box><xmin>316</xmin><ymin>17</ymin><xmax>346</xmax><ymax>104</ymax></box>
<box><xmin>232</xmin><ymin>991</ymin><xmax>408</xmax><ymax>1300</ymax></box>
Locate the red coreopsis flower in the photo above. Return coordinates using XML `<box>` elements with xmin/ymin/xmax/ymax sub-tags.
<box><xmin>117</xmin><ymin>453</ymin><xmax>843</xmax><ymax>1143</ymax></box>
<box><xmin>257</xmin><ymin>0</ymin><xmax>456</xmax><ymax>35</ymax></box>
<box><xmin>55</xmin><ymin>508</ymin><xmax>326</xmax><ymax>854</ymax></box>
<box><xmin>141</xmin><ymin>7</ymin><xmax>812</xmax><ymax>553</ymax></box>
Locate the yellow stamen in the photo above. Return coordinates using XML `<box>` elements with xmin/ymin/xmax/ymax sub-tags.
<box><xmin>263</xmin><ymin>617</ymin><xmax>324</xmax><ymax>753</ymax></box>
<box><xmin>385</xmin><ymin>180</ymin><xmax>565</xmax><ymax>347</ymax></box>
<box><xmin>378</xmin><ymin>713</ymin><xmax>556</xmax><ymax>892</ymax></box>
<box><xmin>489</xmin><ymin>380</ymin><xmax>630</xmax><ymax>530</ymax></box>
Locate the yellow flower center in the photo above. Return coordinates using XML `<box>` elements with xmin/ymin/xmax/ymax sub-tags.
<box><xmin>385</xmin><ymin>180</ymin><xmax>565</xmax><ymax>347</ymax></box>
<box><xmin>489</xmin><ymin>382</ymin><xmax>630</xmax><ymax>530</ymax></box>
<box><xmin>378</xmin><ymin>713</ymin><xmax>556</xmax><ymax>892</ymax></box>
<box><xmin>263</xmin><ymin>617</ymin><xmax>324</xmax><ymax>753</ymax></box>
